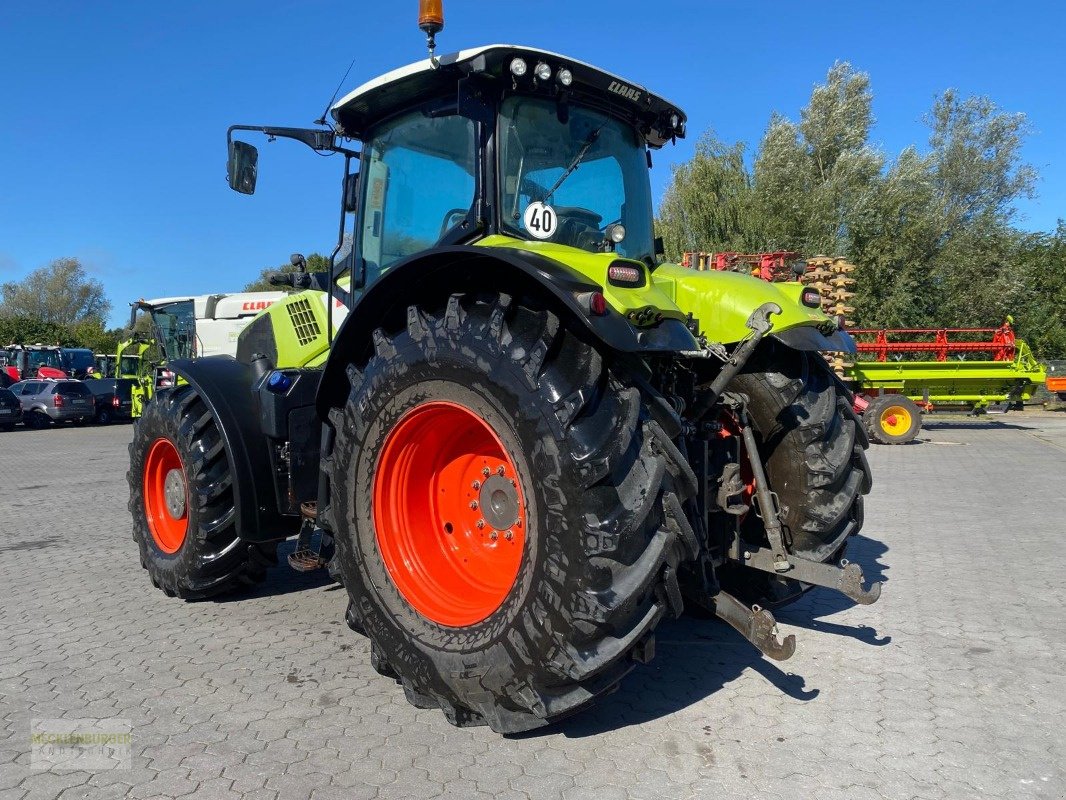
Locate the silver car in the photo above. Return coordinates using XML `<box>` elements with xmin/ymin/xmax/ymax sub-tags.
<box><xmin>7</xmin><ymin>379</ymin><xmax>94</xmax><ymax>428</ymax></box>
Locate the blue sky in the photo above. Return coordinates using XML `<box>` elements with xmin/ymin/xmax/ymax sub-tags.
<box><xmin>2</xmin><ymin>1</ymin><xmax>1063</xmax><ymax>328</ymax></box>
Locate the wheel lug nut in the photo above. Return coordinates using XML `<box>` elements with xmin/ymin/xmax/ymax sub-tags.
<box><xmin>510</xmin><ymin>479</ymin><xmax>516</xmax><ymax>487</ymax></box>
<box><xmin>477</xmin><ymin>520</ymin><xmax>485</xmax><ymax>529</ymax></box>
<box><xmin>482</xmin><ymin>467</ymin><xmax>490</xmax><ymax>477</ymax></box>
<box><xmin>472</xmin><ymin>480</ymin><xmax>481</xmax><ymax>490</ymax></box>
<box><xmin>496</xmin><ymin>465</ymin><xmax>505</xmax><ymax>476</ymax></box>
<box><xmin>490</xmin><ymin>531</ymin><xmax>498</xmax><ymax>541</ymax></box>
<box><xmin>504</xmin><ymin>530</ymin><xmax>513</xmax><ymax>541</ymax></box>
<box><xmin>515</xmin><ymin>520</ymin><xmax>522</xmax><ymax>528</ymax></box>
<box><xmin>470</xmin><ymin>500</ymin><xmax>478</xmax><ymax>510</ymax></box>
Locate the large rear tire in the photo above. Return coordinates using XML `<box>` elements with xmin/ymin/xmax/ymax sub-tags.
<box><xmin>725</xmin><ymin>346</ymin><xmax>872</xmax><ymax>605</ymax></box>
<box><xmin>127</xmin><ymin>387</ymin><xmax>276</xmax><ymax>599</ymax></box>
<box><xmin>325</xmin><ymin>292</ymin><xmax>697</xmax><ymax>733</ymax></box>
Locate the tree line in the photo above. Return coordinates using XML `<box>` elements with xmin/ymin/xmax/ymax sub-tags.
<box><xmin>0</xmin><ymin>258</ymin><xmax>126</xmax><ymax>354</ymax></box>
<box><xmin>656</xmin><ymin>63</ymin><xmax>1066</xmax><ymax>359</ymax></box>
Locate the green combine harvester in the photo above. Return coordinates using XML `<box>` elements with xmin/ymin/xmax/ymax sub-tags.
<box><xmin>846</xmin><ymin>318</ymin><xmax>1046</xmax><ymax>444</ymax></box>
<box><xmin>127</xmin><ymin>2</ymin><xmax>882</xmax><ymax>734</ymax></box>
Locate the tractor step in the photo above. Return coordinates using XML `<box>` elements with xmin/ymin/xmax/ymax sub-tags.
<box><xmin>713</xmin><ymin>591</ymin><xmax>795</xmax><ymax>661</ymax></box>
<box><xmin>287</xmin><ymin>549</ymin><xmax>328</xmax><ymax>572</ymax></box>
<box><xmin>743</xmin><ymin>547</ymin><xmax>882</xmax><ymax>605</ymax></box>
<box><xmin>286</xmin><ymin>501</ymin><xmax>330</xmax><ymax>572</ymax></box>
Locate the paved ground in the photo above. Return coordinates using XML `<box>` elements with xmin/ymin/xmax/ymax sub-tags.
<box><xmin>1</xmin><ymin>412</ymin><xmax>1064</xmax><ymax>800</ymax></box>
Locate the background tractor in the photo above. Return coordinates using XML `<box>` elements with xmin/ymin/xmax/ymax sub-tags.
<box><xmin>128</xmin><ymin>6</ymin><xmax>878</xmax><ymax>734</ymax></box>
<box><xmin>2</xmin><ymin>344</ymin><xmax>67</xmax><ymax>383</ymax></box>
<box><xmin>121</xmin><ymin>291</ymin><xmax>284</xmax><ymax>416</ymax></box>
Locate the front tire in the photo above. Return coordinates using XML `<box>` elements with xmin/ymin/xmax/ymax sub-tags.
<box><xmin>725</xmin><ymin>346</ymin><xmax>873</xmax><ymax>605</ymax></box>
<box><xmin>127</xmin><ymin>387</ymin><xmax>276</xmax><ymax>598</ymax></box>
<box><xmin>325</xmin><ymin>293</ymin><xmax>696</xmax><ymax>733</ymax></box>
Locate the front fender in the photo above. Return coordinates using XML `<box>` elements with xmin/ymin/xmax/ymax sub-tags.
<box><xmin>652</xmin><ymin>263</ymin><xmax>838</xmax><ymax>345</ymax></box>
<box><xmin>167</xmin><ymin>356</ymin><xmax>299</xmax><ymax>542</ymax></box>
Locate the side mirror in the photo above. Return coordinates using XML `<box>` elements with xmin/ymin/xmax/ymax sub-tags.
<box><xmin>228</xmin><ymin>140</ymin><xmax>259</xmax><ymax>194</ymax></box>
<box><xmin>343</xmin><ymin>172</ymin><xmax>360</xmax><ymax>213</ymax></box>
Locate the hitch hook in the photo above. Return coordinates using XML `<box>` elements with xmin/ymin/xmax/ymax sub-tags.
<box><xmin>713</xmin><ymin>591</ymin><xmax>796</xmax><ymax>661</ymax></box>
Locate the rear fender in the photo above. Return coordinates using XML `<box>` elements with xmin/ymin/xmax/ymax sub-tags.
<box><xmin>167</xmin><ymin>356</ymin><xmax>300</xmax><ymax>543</ymax></box>
<box><xmin>315</xmin><ymin>246</ymin><xmax>698</xmax><ymax>415</ymax></box>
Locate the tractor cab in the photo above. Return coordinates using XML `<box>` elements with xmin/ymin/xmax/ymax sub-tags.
<box><xmin>228</xmin><ymin>45</ymin><xmax>686</xmax><ymax>295</ymax></box>
<box><xmin>2</xmin><ymin>345</ymin><xmax>67</xmax><ymax>381</ymax></box>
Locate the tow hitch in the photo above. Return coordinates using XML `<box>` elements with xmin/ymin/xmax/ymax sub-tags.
<box><xmin>710</xmin><ymin>390</ymin><xmax>882</xmax><ymax>659</ymax></box>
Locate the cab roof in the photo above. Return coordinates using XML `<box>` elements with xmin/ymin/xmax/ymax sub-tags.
<box><xmin>330</xmin><ymin>44</ymin><xmax>687</xmax><ymax>148</ymax></box>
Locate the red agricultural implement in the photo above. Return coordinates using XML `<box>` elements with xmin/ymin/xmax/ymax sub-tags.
<box><xmin>681</xmin><ymin>251</ymin><xmax>805</xmax><ymax>282</ymax></box>
<box><xmin>844</xmin><ymin>319</ymin><xmax>1046</xmax><ymax>444</ymax></box>
<box><xmin>850</xmin><ymin>321</ymin><xmax>1019</xmax><ymax>363</ymax></box>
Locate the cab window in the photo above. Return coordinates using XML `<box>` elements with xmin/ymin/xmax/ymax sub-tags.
<box><xmin>359</xmin><ymin>111</ymin><xmax>476</xmax><ymax>278</ymax></box>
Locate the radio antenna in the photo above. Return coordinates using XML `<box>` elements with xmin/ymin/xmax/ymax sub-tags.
<box><xmin>314</xmin><ymin>54</ymin><xmax>358</xmax><ymax>127</ymax></box>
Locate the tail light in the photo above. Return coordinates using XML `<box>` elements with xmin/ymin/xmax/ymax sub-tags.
<box><xmin>580</xmin><ymin>291</ymin><xmax>608</xmax><ymax>316</ymax></box>
<box><xmin>112</xmin><ymin>395</ymin><xmax>121</xmax><ymax>408</ymax></box>
<box><xmin>53</xmin><ymin>393</ymin><xmax>64</xmax><ymax>407</ymax></box>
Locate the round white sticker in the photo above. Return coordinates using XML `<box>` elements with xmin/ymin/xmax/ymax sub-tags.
<box><xmin>523</xmin><ymin>202</ymin><xmax>557</xmax><ymax>240</ymax></box>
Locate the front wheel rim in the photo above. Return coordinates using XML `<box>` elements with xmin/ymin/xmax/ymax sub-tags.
<box><xmin>143</xmin><ymin>438</ymin><xmax>189</xmax><ymax>553</ymax></box>
<box><xmin>373</xmin><ymin>400</ymin><xmax>527</xmax><ymax>628</ymax></box>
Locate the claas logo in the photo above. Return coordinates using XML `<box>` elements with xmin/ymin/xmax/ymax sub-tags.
<box><xmin>241</xmin><ymin>300</ymin><xmax>275</xmax><ymax>311</ymax></box>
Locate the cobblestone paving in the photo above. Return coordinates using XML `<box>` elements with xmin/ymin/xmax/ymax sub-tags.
<box><xmin>1</xmin><ymin>413</ymin><xmax>1064</xmax><ymax>799</ymax></box>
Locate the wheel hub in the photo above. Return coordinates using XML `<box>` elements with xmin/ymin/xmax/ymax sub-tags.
<box><xmin>479</xmin><ymin>474</ymin><xmax>519</xmax><ymax>531</ymax></box>
<box><xmin>163</xmin><ymin>469</ymin><xmax>187</xmax><ymax>519</ymax></box>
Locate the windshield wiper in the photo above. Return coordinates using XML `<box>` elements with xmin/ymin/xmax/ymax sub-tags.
<box><xmin>545</xmin><ymin>124</ymin><xmax>605</xmax><ymax>202</ymax></box>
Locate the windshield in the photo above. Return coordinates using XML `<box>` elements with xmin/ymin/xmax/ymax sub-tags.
<box><xmin>27</xmin><ymin>349</ymin><xmax>63</xmax><ymax>370</ymax></box>
<box><xmin>119</xmin><ymin>355</ymin><xmax>142</xmax><ymax>377</ymax></box>
<box><xmin>149</xmin><ymin>301</ymin><xmax>196</xmax><ymax>360</ymax></box>
<box><xmin>499</xmin><ymin>96</ymin><xmax>656</xmax><ymax>263</ymax></box>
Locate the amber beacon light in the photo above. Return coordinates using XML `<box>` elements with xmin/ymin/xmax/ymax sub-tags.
<box><xmin>419</xmin><ymin>0</ymin><xmax>445</xmax><ymax>33</ymax></box>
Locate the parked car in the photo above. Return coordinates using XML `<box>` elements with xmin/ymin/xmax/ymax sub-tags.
<box><xmin>0</xmin><ymin>387</ymin><xmax>22</xmax><ymax>430</ymax></box>
<box><xmin>7</xmin><ymin>379</ymin><xmax>95</xmax><ymax>428</ymax></box>
<box><xmin>82</xmin><ymin>378</ymin><xmax>135</xmax><ymax>424</ymax></box>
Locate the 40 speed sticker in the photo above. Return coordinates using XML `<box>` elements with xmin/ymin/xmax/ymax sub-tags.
<box><xmin>523</xmin><ymin>202</ymin><xmax>557</xmax><ymax>240</ymax></box>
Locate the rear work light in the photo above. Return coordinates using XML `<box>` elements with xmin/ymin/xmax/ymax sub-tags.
<box><xmin>801</xmin><ymin>288</ymin><xmax>823</xmax><ymax>308</ymax></box>
<box><xmin>607</xmin><ymin>262</ymin><xmax>646</xmax><ymax>288</ymax></box>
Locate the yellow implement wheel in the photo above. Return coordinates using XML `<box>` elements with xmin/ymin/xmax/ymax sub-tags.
<box><xmin>863</xmin><ymin>394</ymin><xmax>921</xmax><ymax>445</ymax></box>
<box><xmin>879</xmin><ymin>404</ymin><xmax>913</xmax><ymax>438</ymax></box>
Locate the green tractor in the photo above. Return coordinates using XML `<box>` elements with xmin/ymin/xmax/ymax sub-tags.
<box><xmin>128</xmin><ymin>19</ymin><xmax>877</xmax><ymax>733</ymax></box>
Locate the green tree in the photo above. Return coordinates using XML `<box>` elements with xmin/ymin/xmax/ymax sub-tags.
<box><xmin>0</xmin><ymin>257</ymin><xmax>111</xmax><ymax>325</ymax></box>
<box><xmin>656</xmin><ymin>62</ymin><xmax>1054</xmax><ymax>354</ymax></box>
<box><xmin>244</xmin><ymin>253</ymin><xmax>331</xmax><ymax>292</ymax></box>
<box><xmin>752</xmin><ymin>62</ymin><xmax>884</xmax><ymax>255</ymax></box>
<box><xmin>656</xmin><ymin>132</ymin><xmax>759</xmax><ymax>260</ymax></box>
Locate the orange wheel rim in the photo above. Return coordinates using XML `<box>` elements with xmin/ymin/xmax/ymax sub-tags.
<box><xmin>143</xmin><ymin>437</ymin><xmax>189</xmax><ymax>554</ymax></box>
<box><xmin>373</xmin><ymin>401</ymin><xmax>527</xmax><ymax>627</ymax></box>
<box><xmin>880</xmin><ymin>405</ymin><xmax>912</xmax><ymax>437</ymax></box>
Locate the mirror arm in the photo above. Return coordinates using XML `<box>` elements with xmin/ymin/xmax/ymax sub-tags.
<box><xmin>226</xmin><ymin>124</ymin><xmax>359</xmax><ymax>158</ymax></box>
